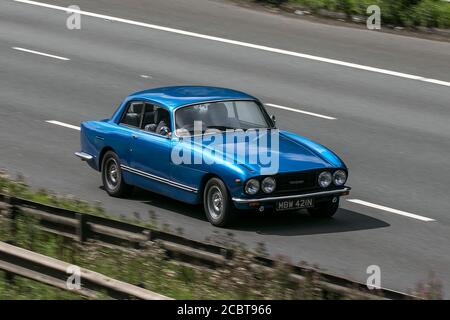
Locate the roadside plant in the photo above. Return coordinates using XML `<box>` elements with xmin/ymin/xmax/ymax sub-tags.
<box><xmin>410</xmin><ymin>272</ymin><xmax>443</xmax><ymax>299</ymax></box>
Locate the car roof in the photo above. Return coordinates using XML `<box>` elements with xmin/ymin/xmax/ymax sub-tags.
<box><xmin>128</xmin><ymin>86</ymin><xmax>257</xmax><ymax>110</ymax></box>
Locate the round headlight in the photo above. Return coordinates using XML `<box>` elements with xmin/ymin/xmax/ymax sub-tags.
<box><xmin>333</xmin><ymin>170</ymin><xmax>347</xmax><ymax>186</ymax></box>
<box><xmin>318</xmin><ymin>172</ymin><xmax>332</xmax><ymax>188</ymax></box>
<box><xmin>261</xmin><ymin>177</ymin><xmax>276</xmax><ymax>193</ymax></box>
<box><xmin>245</xmin><ymin>179</ymin><xmax>260</xmax><ymax>195</ymax></box>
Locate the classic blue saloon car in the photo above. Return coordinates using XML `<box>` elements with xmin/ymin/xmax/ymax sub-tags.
<box><xmin>76</xmin><ymin>86</ymin><xmax>350</xmax><ymax>227</ymax></box>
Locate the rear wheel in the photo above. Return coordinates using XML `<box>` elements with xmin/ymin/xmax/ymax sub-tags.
<box><xmin>203</xmin><ymin>178</ymin><xmax>235</xmax><ymax>227</ymax></box>
<box><xmin>307</xmin><ymin>199</ymin><xmax>339</xmax><ymax>218</ymax></box>
<box><xmin>101</xmin><ymin>151</ymin><xmax>133</xmax><ymax>197</ymax></box>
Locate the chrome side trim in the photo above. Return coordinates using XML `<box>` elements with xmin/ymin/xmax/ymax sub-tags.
<box><xmin>75</xmin><ymin>152</ymin><xmax>94</xmax><ymax>161</ymax></box>
<box><xmin>232</xmin><ymin>187</ymin><xmax>351</xmax><ymax>203</ymax></box>
<box><xmin>120</xmin><ymin>165</ymin><xmax>198</xmax><ymax>193</ymax></box>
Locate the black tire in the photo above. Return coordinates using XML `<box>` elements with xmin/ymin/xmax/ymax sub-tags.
<box><xmin>101</xmin><ymin>151</ymin><xmax>133</xmax><ymax>197</ymax></box>
<box><xmin>307</xmin><ymin>199</ymin><xmax>339</xmax><ymax>218</ymax></box>
<box><xmin>203</xmin><ymin>178</ymin><xmax>236</xmax><ymax>227</ymax></box>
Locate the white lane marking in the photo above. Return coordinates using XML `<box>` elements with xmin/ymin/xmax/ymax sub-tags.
<box><xmin>15</xmin><ymin>0</ymin><xmax>450</xmax><ymax>88</ymax></box>
<box><xmin>347</xmin><ymin>199</ymin><xmax>435</xmax><ymax>222</ymax></box>
<box><xmin>46</xmin><ymin>120</ymin><xmax>80</xmax><ymax>131</ymax></box>
<box><xmin>12</xmin><ymin>47</ymin><xmax>70</xmax><ymax>61</ymax></box>
<box><xmin>265</xmin><ymin>103</ymin><xmax>336</xmax><ymax>120</ymax></box>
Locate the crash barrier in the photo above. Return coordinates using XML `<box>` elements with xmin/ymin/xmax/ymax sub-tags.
<box><xmin>0</xmin><ymin>194</ymin><xmax>414</xmax><ymax>300</ymax></box>
<box><xmin>0</xmin><ymin>240</ymin><xmax>171</xmax><ymax>300</ymax></box>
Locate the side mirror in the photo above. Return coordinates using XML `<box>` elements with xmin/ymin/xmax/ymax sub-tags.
<box><xmin>270</xmin><ymin>114</ymin><xmax>276</xmax><ymax>126</ymax></box>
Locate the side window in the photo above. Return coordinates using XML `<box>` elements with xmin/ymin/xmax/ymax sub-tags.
<box><xmin>120</xmin><ymin>102</ymin><xmax>144</xmax><ymax>128</ymax></box>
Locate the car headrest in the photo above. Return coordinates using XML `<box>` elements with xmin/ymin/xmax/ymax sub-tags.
<box><xmin>142</xmin><ymin>111</ymin><xmax>155</xmax><ymax>126</ymax></box>
<box><xmin>208</xmin><ymin>102</ymin><xmax>228</xmax><ymax>122</ymax></box>
<box><xmin>123</xmin><ymin>112</ymin><xmax>140</xmax><ymax>127</ymax></box>
<box><xmin>155</xmin><ymin>108</ymin><xmax>169</xmax><ymax>124</ymax></box>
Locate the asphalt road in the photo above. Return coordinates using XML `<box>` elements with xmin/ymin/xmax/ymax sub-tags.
<box><xmin>1</xmin><ymin>0</ymin><xmax>450</xmax><ymax>296</ymax></box>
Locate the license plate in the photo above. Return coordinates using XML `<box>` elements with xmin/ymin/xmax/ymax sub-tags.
<box><xmin>276</xmin><ymin>198</ymin><xmax>314</xmax><ymax>211</ymax></box>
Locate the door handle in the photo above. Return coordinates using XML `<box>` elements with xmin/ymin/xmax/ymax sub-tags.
<box><xmin>132</xmin><ymin>134</ymin><xmax>138</xmax><ymax>139</ymax></box>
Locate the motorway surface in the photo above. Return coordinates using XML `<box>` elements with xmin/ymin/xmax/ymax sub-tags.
<box><xmin>1</xmin><ymin>0</ymin><xmax>450</xmax><ymax>296</ymax></box>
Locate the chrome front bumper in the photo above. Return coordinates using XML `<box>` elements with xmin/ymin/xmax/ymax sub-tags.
<box><xmin>74</xmin><ymin>151</ymin><xmax>94</xmax><ymax>161</ymax></box>
<box><xmin>232</xmin><ymin>187</ymin><xmax>351</xmax><ymax>204</ymax></box>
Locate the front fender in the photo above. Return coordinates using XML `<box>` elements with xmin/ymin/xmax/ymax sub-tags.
<box><xmin>170</xmin><ymin>139</ymin><xmax>252</xmax><ymax>200</ymax></box>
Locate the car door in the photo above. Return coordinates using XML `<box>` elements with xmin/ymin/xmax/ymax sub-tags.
<box><xmin>115</xmin><ymin>100</ymin><xmax>145</xmax><ymax>170</ymax></box>
<box><xmin>128</xmin><ymin>103</ymin><xmax>173</xmax><ymax>193</ymax></box>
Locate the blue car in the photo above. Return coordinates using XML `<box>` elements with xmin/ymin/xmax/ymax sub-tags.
<box><xmin>76</xmin><ymin>86</ymin><xmax>350</xmax><ymax>227</ymax></box>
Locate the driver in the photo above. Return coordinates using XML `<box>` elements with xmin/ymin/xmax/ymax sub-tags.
<box><xmin>155</xmin><ymin>108</ymin><xmax>171</xmax><ymax>136</ymax></box>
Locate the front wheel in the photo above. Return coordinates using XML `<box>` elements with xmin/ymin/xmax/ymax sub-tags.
<box><xmin>101</xmin><ymin>151</ymin><xmax>133</xmax><ymax>197</ymax></box>
<box><xmin>307</xmin><ymin>199</ymin><xmax>339</xmax><ymax>218</ymax></box>
<box><xmin>203</xmin><ymin>178</ymin><xmax>235</xmax><ymax>227</ymax></box>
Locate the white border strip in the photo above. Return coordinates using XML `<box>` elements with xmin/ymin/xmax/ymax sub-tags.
<box><xmin>12</xmin><ymin>47</ymin><xmax>70</xmax><ymax>61</ymax></box>
<box><xmin>266</xmin><ymin>103</ymin><xmax>336</xmax><ymax>120</ymax></box>
<box><xmin>14</xmin><ymin>0</ymin><xmax>450</xmax><ymax>88</ymax></box>
<box><xmin>46</xmin><ymin>120</ymin><xmax>80</xmax><ymax>130</ymax></box>
<box><xmin>347</xmin><ymin>199</ymin><xmax>435</xmax><ymax>222</ymax></box>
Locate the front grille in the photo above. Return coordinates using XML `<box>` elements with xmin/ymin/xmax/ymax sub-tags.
<box><xmin>275</xmin><ymin>171</ymin><xmax>317</xmax><ymax>194</ymax></box>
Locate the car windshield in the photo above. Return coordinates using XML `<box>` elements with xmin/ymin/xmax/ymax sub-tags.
<box><xmin>175</xmin><ymin>100</ymin><xmax>271</xmax><ymax>136</ymax></box>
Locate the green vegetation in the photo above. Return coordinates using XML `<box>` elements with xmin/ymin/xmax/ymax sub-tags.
<box><xmin>255</xmin><ymin>0</ymin><xmax>450</xmax><ymax>29</ymax></box>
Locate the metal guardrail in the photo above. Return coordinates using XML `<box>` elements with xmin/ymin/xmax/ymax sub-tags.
<box><xmin>0</xmin><ymin>241</ymin><xmax>171</xmax><ymax>300</ymax></box>
<box><xmin>0</xmin><ymin>193</ymin><xmax>415</xmax><ymax>300</ymax></box>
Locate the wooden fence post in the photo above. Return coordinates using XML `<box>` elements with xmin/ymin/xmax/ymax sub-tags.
<box><xmin>6</xmin><ymin>196</ymin><xmax>18</xmax><ymax>242</ymax></box>
<box><xmin>76</xmin><ymin>213</ymin><xmax>87</xmax><ymax>243</ymax></box>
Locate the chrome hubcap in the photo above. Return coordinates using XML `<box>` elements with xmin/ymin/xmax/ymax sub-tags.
<box><xmin>105</xmin><ymin>158</ymin><xmax>119</xmax><ymax>189</ymax></box>
<box><xmin>207</xmin><ymin>186</ymin><xmax>223</xmax><ymax>220</ymax></box>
